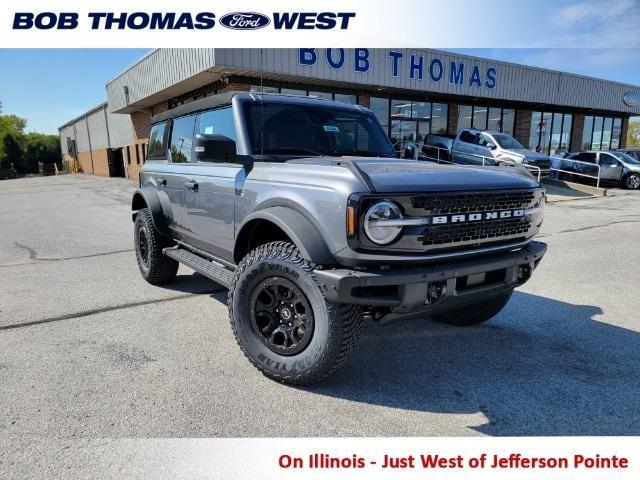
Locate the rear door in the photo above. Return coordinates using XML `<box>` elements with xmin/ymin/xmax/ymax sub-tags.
<box><xmin>183</xmin><ymin>107</ymin><xmax>242</xmax><ymax>260</ymax></box>
<box><xmin>142</xmin><ymin>122</ymin><xmax>177</xmax><ymax>228</ymax></box>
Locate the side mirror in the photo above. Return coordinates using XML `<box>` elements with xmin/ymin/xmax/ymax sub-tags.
<box><xmin>194</xmin><ymin>134</ymin><xmax>237</xmax><ymax>162</ymax></box>
<box><xmin>487</xmin><ymin>142</ymin><xmax>497</xmax><ymax>150</ymax></box>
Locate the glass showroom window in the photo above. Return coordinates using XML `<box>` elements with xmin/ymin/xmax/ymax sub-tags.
<box><xmin>388</xmin><ymin>99</ymin><xmax>449</xmax><ymax>147</ymax></box>
<box><xmin>431</xmin><ymin>103</ymin><xmax>448</xmax><ymax>134</ymax></box>
<box><xmin>592</xmin><ymin>116</ymin><xmax>605</xmax><ymax>150</ymax></box>
<box><xmin>582</xmin><ymin>115</ymin><xmax>622</xmax><ymax>151</ymax></box>
<box><xmin>334</xmin><ymin>93</ymin><xmax>357</xmax><ymax>105</ymax></box>
<box><xmin>529</xmin><ymin>111</ymin><xmax>573</xmax><ymax>154</ymax></box>
<box><xmin>582</xmin><ymin>116</ymin><xmax>594</xmax><ymax>149</ymax></box>
<box><xmin>601</xmin><ymin>117</ymin><xmax>613</xmax><ymax>150</ymax></box>
<box><xmin>501</xmin><ymin>109</ymin><xmax>515</xmax><ymax>136</ymax></box>
<box><xmin>370</xmin><ymin>97</ymin><xmax>390</xmax><ymax>136</ymax></box>
<box><xmin>457</xmin><ymin>105</ymin><xmax>473</xmax><ymax>130</ymax></box>
<box><xmin>611</xmin><ymin>118</ymin><xmax>623</xmax><ymax>149</ymax></box>
<box><xmin>472</xmin><ymin>106</ymin><xmax>488</xmax><ymax>130</ymax></box>
<box><xmin>487</xmin><ymin>108</ymin><xmax>502</xmax><ymax>132</ymax></box>
<box><xmin>459</xmin><ymin>105</ymin><xmax>512</xmax><ymax>133</ymax></box>
<box><xmin>307</xmin><ymin>91</ymin><xmax>333</xmax><ymax>100</ymax></box>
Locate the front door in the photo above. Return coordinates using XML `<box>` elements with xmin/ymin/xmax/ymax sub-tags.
<box><xmin>599</xmin><ymin>153</ymin><xmax>624</xmax><ymax>183</ymax></box>
<box><xmin>184</xmin><ymin>164</ymin><xmax>243</xmax><ymax>260</ymax></box>
<box><xmin>183</xmin><ymin>107</ymin><xmax>241</xmax><ymax>261</ymax></box>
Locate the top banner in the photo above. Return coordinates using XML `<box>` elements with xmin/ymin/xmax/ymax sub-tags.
<box><xmin>1</xmin><ymin>0</ymin><xmax>637</xmax><ymax>48</ymax></box>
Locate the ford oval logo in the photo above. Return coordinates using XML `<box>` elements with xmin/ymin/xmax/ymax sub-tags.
<box><xmin>219</xmin><ymin>12</ymin><xmax>271</xmax><ymax>30</ymax></box>
<box><xmin>623</xmin><ymin>91</ymin><xmax>640</xmax><ymax>107</ymax></box>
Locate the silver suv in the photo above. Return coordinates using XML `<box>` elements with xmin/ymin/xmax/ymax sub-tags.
<box><xmin>563</xmin><ymin>151</ymin><xmax>640</xmax><ymax>190</ymax></box>
<box><xmin>131</xmin><ymin>92</ymin><xmax>547</xmax><ymax>384</ymax></box>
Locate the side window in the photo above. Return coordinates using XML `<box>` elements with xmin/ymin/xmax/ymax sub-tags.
<box><xmin>459</xmin><ymin>130</ymin><xmax>476</xmax><ymax>144</ymax></box>
<box><xmin>583</xmin><ymin>153</ymin><xmax>597</xmax><ymax>163</ymax></box>
<box><xmin>197</xmin><ymin>107</ymin><xmax>237</xmax><ymax>142</ymax></box>
<box><xmin>147</xmin><ymin>123</ymin><xmax>166</xmax><ymax>158</ymax></box>
<box><xmin>600</xmin><ymin>154</ymin><xmax>618</xmax><ymax>166</ymax></box>
<box><xmin>169</xmin><ymin>115</ymin><xmax>196</xmax><ymax>163</ymax></box>
<box><xmin>477</xmin><ymin>133</ymin><xmax>492</xmax><ymax>147</ymax></box>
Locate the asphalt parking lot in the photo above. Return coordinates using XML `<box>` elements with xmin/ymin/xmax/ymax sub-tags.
<box><xmin>1</xmin><ymin>175</ymin><xmax>639</xmax><ymax>449</ymax></box>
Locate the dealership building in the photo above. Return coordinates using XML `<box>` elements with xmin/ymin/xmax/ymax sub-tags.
<box><xmin>59</xmin><ymin>48</ymin><xmax>640</xmax><ymax>180</ymax></box>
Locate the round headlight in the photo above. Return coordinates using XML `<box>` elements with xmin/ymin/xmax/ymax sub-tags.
<box><xmin>364</xmin><ymin>201</ymin><xmax>403</xmax><ymax>245</ymax></box>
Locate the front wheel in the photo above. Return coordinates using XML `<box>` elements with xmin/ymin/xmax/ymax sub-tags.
<box><xmin>228</xmin><ymin>241</ymin><xmax>363</xmax><ymax>385</ymax></box>
<box><xmin>624</xmin><ymin>173</ymin><xmax>640</xmax><ymax>190</ymax></box>
<box><xmin>431</xmin><ymin>291</ymin><xmax>513</xmax><ymax>327</ymax></box>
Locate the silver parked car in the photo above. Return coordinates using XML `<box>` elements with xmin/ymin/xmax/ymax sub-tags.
<box><xmin>562</xmin><ymin>151</ymin><xmax>640</xmax><ymax>189</ymax></box>
<box><xmin>425</xmin><ymin>129</ymin><xmax>552</xmax><ymax>177</ymax></box>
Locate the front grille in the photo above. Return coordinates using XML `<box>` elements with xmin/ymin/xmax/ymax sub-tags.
<box><xmin>529</xmin><ymin>159</ymin><xmax>551</xmax><ymax>170</ymax></box>
<box><xmin>354</xmin><ymin>189</ymin><xmax>542</xmax><ymax>256</ymax></box>
<box><xmin>418</xmin><ymin>217</ymin><xmax>532</xmax><ymax>246</ymax></box>
<box><xmin>411</xmin><ymin>190</ymin><xmax>535</xmax><ymax>215</ymax></box>
<box><xmin>401</xmin><ymin>189</ymin><xmax>539</xmax><ymax>252</ymax></box>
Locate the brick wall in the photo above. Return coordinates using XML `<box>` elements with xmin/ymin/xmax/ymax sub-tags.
<box><xmin>92</xmin><ymin>149</ymin><xmax>110</xmax><ymax>177</ymax></box>
<box><xmin>447</xmin><ymin>104</ymin><xmax>459</xmax><ymax>135</ymax></box>
<box><xmin>77</xmin><ymin>151</ymin><xmax>93</xmax><ymax>174</ymax></box>
<box><xmin>357</xmin><ymin>94</ymin><xmax>371</xmax><ymax>108</ymax></box>
<box><xmin>222</xmin><ymin>82</ymin><xmax>250</xmax><ymax>93</ymax></box>
<box><xmin>514</xmin><ymin>109</ymin><xmax>532</xmax><ymax>147</ymax></box>
<box><xmin>571</xmin><ymin>114</ymin><xmax>585</xmax><ymax>151</ymax></box>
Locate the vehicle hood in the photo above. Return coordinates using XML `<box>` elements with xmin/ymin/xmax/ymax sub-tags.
<box><xmin>347</xmin><ymin>158</ymin><xmax>540</xmax><ymax>192</ymax></box>
<box><xmin>624</xmin><ymin>162</ymin><xmax>640</xmax><ymax>172</ymax></box>
<box><xmin>503</xmin><ymin>149</ymin><xmax>552</xmax><ymax>162</ymax></box>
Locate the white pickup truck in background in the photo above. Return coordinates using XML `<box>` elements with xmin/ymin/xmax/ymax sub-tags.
<box><xmin>421</xmin><ymin>129</ymin><xmax>552</xmax><ymax>177</ymax></box>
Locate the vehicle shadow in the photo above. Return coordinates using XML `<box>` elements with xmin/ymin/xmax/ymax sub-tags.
<box><xmin>309</xmin><ymin>291</ymin><xmax>640</xmax><ymax>436</ymax></box>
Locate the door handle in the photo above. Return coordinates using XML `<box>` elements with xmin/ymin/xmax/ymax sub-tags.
<box><xmin>157</xmin><ymin>178</ymin><xmax>166</xmax><ymax>187</ymax></box>
<box><xmin>185</xmin><ymin>181</ymin><xmax>199</xmax><ymax>191</ymax></box>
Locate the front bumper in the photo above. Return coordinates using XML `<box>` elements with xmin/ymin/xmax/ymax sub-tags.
<box><xmin>315</xmin><ymin>240</ymin><xmax>546</xmax><ymax>316</ymax></box>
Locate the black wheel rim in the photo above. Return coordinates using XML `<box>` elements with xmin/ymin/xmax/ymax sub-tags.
<box><xmin>138</xmin><ymin>227</ymin><xmax>150</xmax><ymax>267</ymax></box>
<box><xmin>249</xmin><ymin>277</ymin><xmax>314</xmax><ymax>356</ymax></box>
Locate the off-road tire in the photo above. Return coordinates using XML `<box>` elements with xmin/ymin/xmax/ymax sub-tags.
<box><xmin>432</xmin><ymin>291</ymin><xmax>513</xmax><ymax>327</ymax></box>
<box><xmin>134</xmin><ymin>208</ymin><xmax>178</xmax><ymax>284</ymax></box>
<box><xmin>228</xmin><ymin>241</ymin><xmax>364</xmax><ymax>385</ymax></box>
<box><xmin>623</xmin><ymin>173</ymin><xmax>640</xmax><ymax>190</ymax></box>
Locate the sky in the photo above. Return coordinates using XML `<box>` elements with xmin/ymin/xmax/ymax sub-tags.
<box><xmin>0</xmin><ymin>47</ymin><xmax>639</xmax><ymax>135</ymax></box>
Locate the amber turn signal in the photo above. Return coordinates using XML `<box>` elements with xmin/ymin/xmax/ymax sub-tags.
<box><xmin>346</xmin><ymin>205</ymin><xmax>356</xmax><ymax>237</ymax></box>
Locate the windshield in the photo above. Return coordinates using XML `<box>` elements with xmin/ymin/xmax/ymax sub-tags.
<box><xmin>611</xmin><ymin>151</ymin><xmax>640</xmax><ymax>164</ymax></box>
<box><xmin>492</xmin><ymin>133</ymin><xmax>524</xmax><ymax>150</ymax></box>
<box><xmin>243</xmin><ymin>101</ymin><xmax>396</xmax><ymax>158</ymax></box>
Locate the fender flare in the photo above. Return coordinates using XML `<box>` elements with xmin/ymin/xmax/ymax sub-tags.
<box><xmin>235</xmin><ymin>206</ymin><xmax>336</xmax><ymax>265</ymax></box>
<box><xmin>131</xmin><ymin>187</ymin><xmax>170</xmax><ymax>236</ymax></box>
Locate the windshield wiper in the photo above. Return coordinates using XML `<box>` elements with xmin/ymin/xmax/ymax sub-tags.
<box><xmin>261</xmin><ymin>147</ymin><xmax>325</xmax><ymax>156</ymax></box>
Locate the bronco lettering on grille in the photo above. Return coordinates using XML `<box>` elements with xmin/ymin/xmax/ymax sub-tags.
<box><xmin>431</xmin><ymin>209</ymin><xmax>524</xmax><ymax>224</ymax></box>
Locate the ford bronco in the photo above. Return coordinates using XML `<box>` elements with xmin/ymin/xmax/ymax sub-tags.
<box><xmin>132</xmin><ymin>92</ymin><xmax>546</xmax><ymax>385</ymax></box>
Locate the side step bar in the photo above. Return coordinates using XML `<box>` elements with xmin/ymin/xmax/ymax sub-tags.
<box><xmin>163</xmin><ymin>247</ymin><xmax>234</xmax><ymax>288</ymax></box>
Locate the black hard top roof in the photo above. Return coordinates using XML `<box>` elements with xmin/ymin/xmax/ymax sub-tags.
<box><xmin>151</xmin><ymin>91</ymin><xmax>366</xmax><ymax>125</ymax></box>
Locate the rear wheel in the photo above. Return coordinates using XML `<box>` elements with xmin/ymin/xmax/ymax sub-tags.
<box><xmin>134</xmin><ymin>208</ymin><xmax>178</xmax><ymax>284</ymax></box>
<box><xmin>228</xmin><ymin>241</ymin><xmax>364</xmax><ymax>385</ymax></box>
<box><xmin>432</xmin><ymin>291</ymin><xmax>513</xmax><ymax>327</ymax></box>
<box><xmin>624</xmin><ymin>173</ymin><xmax>640</xmax><ymax>190</ymax></box>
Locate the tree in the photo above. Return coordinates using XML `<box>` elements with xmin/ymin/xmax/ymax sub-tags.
<box><xmin>23</xmin><ymin>132</ymin><xmax>61</xmax><ymax>173</ymax></box>
<box><xmin>627</xmin><ymin>119</ymin><xmax>640</xmax><ymax>147</ymax></box>
<box><xmin>2</xmin><ymin>132</ymin><xmax>23</xmax><ymax>170</ymax></box>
